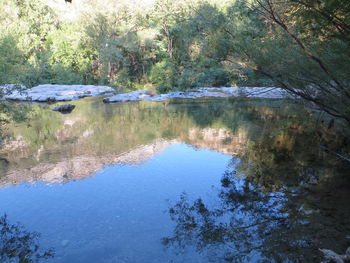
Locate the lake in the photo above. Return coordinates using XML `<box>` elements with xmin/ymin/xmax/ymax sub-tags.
<box><xmin>0</xmin><ymin>97</ymin><xmax>349</xmax><ymax>262</ymax></box>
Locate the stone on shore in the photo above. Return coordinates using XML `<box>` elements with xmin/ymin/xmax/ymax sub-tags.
<box><xmin>3</xmin><ymin>84</ymin><xmax>114</xmax><ymax>102</ymax></box>
<box><xmin>103</xmin><ymin>87</ymin><xmax>288</xmax><ymax>103</ymax></box>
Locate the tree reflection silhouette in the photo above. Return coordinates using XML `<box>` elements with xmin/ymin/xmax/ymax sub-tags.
<box><xmin>0</xmin><ymin>215</ymin><xmax>54</xmax><ymax>263</ymax></box>
<box><xmin>163</xmin><ymin>129</ymin><xmax>350</xmax><ymax>262</ymax></box>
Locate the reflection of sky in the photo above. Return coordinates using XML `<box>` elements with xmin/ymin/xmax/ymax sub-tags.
<box><xmin>0</xmin><ymin>143</ymin><xmax>232</xmax><ymax>263</ymax></box>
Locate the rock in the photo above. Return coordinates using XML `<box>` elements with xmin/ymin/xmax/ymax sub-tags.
<box><xmin>320</xmin><ymin>248</ymin><xmax>350</xmax><ymax>263</ymax></box>
<box><xmin>309</xmin><ymin>175</ymin><xmax>319</xmax><ymax>185</ymax></box>
<box><xmin>103</xmin><ymin>87</ymin><xmax>289</xmax><ymax>103</ymax></box>
<box><xmin>52</xmin><ymin>104</ymin><xmax>76</xmax><ymax>113</ymax></box>
<box><xmin>103</xmin><ymin>89</ymin><xmax>149</xmax><ymax>103</ymax></box>
<box><xmin>4</xmin><ymin>84</ymin><xmax>114</xmax><ymax>102</ymax></box>
<box><xmin>320</xmin><ymin>249</ymin><xmax>344</xmax><ymax>263</ymax></box>
<box><xmin>0</xmin><ymin>84</ymin><xmax>27</xmax><ymax>98</ymax></box>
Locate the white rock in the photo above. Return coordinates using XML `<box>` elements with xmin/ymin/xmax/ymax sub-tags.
<box><xmin>4</xmin><ymin>84</ymin><xmax>114</xmax><ymax>102</ymax></box>
<box><xmin>103</xmin><ymin>89</ymin><xmax>149</xmax><ymax>103</ymax></box>
<box><xmin>0</xmin><ymin>84</ymin><xmax>27</xmax><ymax>97</ymax></box>
<box><xmin>103</xmin><ymin>87</ymin><xmax>288</xmax><ymax>103</ymax></box>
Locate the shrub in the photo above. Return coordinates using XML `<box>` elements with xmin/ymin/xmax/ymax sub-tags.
<box><xmin>149</xmin><ymin>60</ymin><xmax>178</xmax><ymax>93</ymax></box>
<box><xmin>197</xmin><ymin>67</ymin><xmax>230</xmax><ymax>87</ymax></box>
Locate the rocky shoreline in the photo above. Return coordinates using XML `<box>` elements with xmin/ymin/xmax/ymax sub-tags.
<box><xmin>1</xmin><ymin>84</ymin><xmax>114</xmax><ymax>102</ymax></box>
<box><xmin>1</xmin><ymin>84</ymin><xmax>289</xmax><ymax>103</ymax></box>
<box><xmin>103</xmin><ymin>86</ymin><xmax>288</xmax><ymax>103</ymax></box>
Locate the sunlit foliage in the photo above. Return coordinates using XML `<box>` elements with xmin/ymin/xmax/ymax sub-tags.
<box><xmin>0</xmin><ymin>0</ymin><xmax>349</xmax><ymax>125</ymax></box>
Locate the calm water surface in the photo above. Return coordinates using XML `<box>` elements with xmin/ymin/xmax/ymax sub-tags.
<box><xmin>0</xmin><ymin>98</ymin><xmax>349</xmax><ymax>262</ymax></box>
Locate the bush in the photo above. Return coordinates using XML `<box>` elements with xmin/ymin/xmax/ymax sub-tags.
<box><xmin>149</xmin><ymin>60</ymin><xmax>178</xmax><ymax>93</ymax></box>
<box><xmin>48</xmin><ymin>64</ymin><xmax>84</xmax><ymax>85</ymax></box>
<box><xmin>197</xmin><ymin>67</ymin><xmax>230</xmax><ymax>87</ymax></box>
<box><xmin>0</xmin><ymin>35</ymin><xmax>26</xmax><ymax>84</ymax></box>
<box><xmin>112</xmin><ymin>68</ymin><xmax>138</xmax><ymax>91</ymax></box>
<box><xmin>177</xmin><ymin>68</ymin><xmax>199</xmax><ymax>91</ymax></box>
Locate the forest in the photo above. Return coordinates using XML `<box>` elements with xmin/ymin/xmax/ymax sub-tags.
<box><xmin>1</xmin><ymin>0</ymin><xmax>349</xmax><ymax>127</ymax></box>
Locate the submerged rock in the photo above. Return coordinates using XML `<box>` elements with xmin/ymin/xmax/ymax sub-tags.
<box><xmin>52</xmin><ymin>104</ymin><xmax>76</xmax><ymax>113</ymax></box>
<box><xmin>4</xmin><ymin>84</ymin><xmax>114</xmax><ymax>102</ymax></box>
<box><xmin>103</xmin><ymin>87</ymin><xmax>288</xmax><ymax>103</ymax></box>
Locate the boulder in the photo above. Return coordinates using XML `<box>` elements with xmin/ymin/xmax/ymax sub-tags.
<box><xmin>52</xmin><ymin>104</ymin><xmax>76</xmax><ymax>113</ymax></box>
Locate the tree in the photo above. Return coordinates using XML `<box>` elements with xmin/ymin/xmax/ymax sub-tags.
<box><xmin>227</xmin><ymin>0</ymin><xmax>350</xmax><ymax>126</ymax></box>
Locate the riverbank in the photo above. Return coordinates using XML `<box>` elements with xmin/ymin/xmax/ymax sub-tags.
<box><xmin>1</xmin><ymin>84</ymin><xmax>114</xmax><ymax>102</ymax></box>
<box><xmin>1</xmin><ymin>84</ymin><xmax>289</xmax><ymax>103</ymax></box>
<box><xmin>103</xmin><ymin>87</ymin><xmax>288</xmax><ymax>103</ymax></box>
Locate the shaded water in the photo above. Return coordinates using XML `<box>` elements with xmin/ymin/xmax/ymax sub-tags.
<box><xmin>0</xmin><ymin>97</ymin><xmax>349</xmax><ymax>262</ymax></box>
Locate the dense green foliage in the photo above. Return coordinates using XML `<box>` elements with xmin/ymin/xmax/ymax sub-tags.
<box><xmin>243</xmin><ymin>0</ymin><xmax>350</xmax><ymax>126</ymax></box>
<box><xmin>0</xmin><ymin>0</ymin><xmax>349</xmax><ymax>124</ymax></box>
<box><xmin>0</xmin><ymin>0</ymin><xmax>238</xmax><ymax>90</ymax></box>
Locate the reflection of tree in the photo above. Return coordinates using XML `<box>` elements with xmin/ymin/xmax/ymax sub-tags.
<box><xmin>163</xmin><ymin>123</ymin><xmax>350</xmax><ymax>262</ymax></box>
<box><xmin>0</xmin><ymin>215</ymin><xmax>54</xmax><ymax>263</ymax></box>
<box><xmin>162</xmin><ymin>177</ymin><xmax>291</xmax><ymax>262</ymax></box>
<box><xmin>0</xmin><ymin>102</ymin><xmax>33</xmax><ymax>142</ymax></box>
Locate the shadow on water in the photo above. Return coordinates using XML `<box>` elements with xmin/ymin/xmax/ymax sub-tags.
<box><xmin>0</xmin><ymin>214</ymin><xmax>54</xmax><ymax>263</ymax></box>
<box><xmin>162</xmin><ymin>101</ymin><xmax>350</xmax><ymax>262</ymax></box>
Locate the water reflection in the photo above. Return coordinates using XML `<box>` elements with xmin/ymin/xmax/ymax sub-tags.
<box><xmin>0</xmin><ymin>98</ymin><xmax>310</xmax><ymax>185</ymax></box>
<box><xmin>163</xmin><ymin>129</ymin><xmax>350</xmax><ymax>262</ymax></box>
<box><xmin>0</xmin><ymin>214</ymin><xmax>54</xmax><ymax>262</ymax></box>
<box><xmin>0</xmin><ymin>97</ymin><xmax>349</xmax><ymax>262</ymax></box>
<box><xmin>0</xmin><ymin>144</ymin><xmax>232</xmax><ymax>263</ymax></box>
